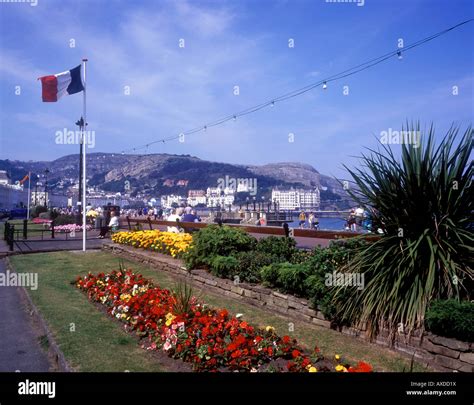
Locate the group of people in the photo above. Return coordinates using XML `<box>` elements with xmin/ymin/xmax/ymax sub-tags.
<box><xmin>98</xmin><ymin>210</ymin><xmax>119</xmax><ymax>238</ymax></box>
<box><xmin>164</xmin><ymin>206</ymin><xmax>202</xmax><ymax>233</ymax></box>
<box><xmin>298</xmin><ymin>211</ymin><xmax>320</xmax><ymax>229</ymax></box>
<box><xmin>121</xmin><ymin>207</ymin><xmax>164</xmax><ymax>220</ymax></box>
<box><xmin>345</xmin><ymin>207</ymin><xmax>377</xmax><ymax>232</ymax></box>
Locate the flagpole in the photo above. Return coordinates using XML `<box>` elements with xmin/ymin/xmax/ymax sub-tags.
<box><xmin>27</xmin><ymin>171</ymin><xmax>31</xmax><ymax>220</ymax></box>
<box><xmin>82</xmin><ymin>58</ymin><xmax>88</xmax><ymax>252</ymax></box>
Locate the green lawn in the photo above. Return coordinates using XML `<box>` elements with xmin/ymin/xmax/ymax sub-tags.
<box><xmin>1</xmin><ymin>219</ymin><xmax>48</xmax><ymax>234</ymax></box>
<box><xmin>10</xmin><ymin>251</ymin><xmax>430</xmax><ymax>372</ymax></box>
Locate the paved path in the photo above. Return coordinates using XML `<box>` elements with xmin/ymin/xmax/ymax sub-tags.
<box><xmin>11</xmin><ymin>238</ymin><xmax>106</xmax><ymax>254</ymax></box>
<box><xmin>1</xmin><ymin>235</ymin><xmax>106</xmax><ymax>256</ymax></box>
<box><xmin>0</xmin><ymin>259</ymin><xmax>50</xmax><ymax>371</ymax></box>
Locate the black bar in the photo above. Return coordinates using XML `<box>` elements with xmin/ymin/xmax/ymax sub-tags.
<box><xmin>8</xmin><ymin>225</ymin><xmax>14</xmax><ymax>251</ymax></box>
<box><xmin>0</xmin><ymin>372</ymin><xmax>472</xmax><ymax>399</ymax></box>
<box><xmin>23</xmin><ymin>219</ymin><xmax>27</xmax><ymax>239</ymax></box>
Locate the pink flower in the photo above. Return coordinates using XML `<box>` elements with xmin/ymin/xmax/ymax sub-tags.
<box><xmin>163</xmin><ymin>341</ymin><xmax>172</xmax><ymax>351</ymax></box>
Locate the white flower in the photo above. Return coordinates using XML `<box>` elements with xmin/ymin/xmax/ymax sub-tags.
<box><xmin>236</xmin><ymin>313</ymin><xmax>243</xmax><ymax>319</ymax></box>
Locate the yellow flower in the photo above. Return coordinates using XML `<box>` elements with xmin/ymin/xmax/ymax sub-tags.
<box><xmin>335</xmin><ymin>365</ymin><xmax>348</xmax><ymax>372</ymax></box>
<box><xmin>112</xmin><ymin>230</ymin><xmax>192</xmax><ymax>257</ymax></box>
<box><xmin>308</xmin><ymin>366</ymin><xmax>318</xmax><ymax>372</ymax></box>
<box><xmin>265</xmin><ymin>326</ymin><xmax>275</xmax><ymax>333</ymax></box>
<box><xmin>335</xmin><ymin>354</ymin><xmax>341</xmax><ymax>361</ymax></box>
<box><xmin>120</xmin><ymin>293</ymin><xmax>131</xmax><ymax>302</ymax></box>
<box><xmin>165</xmin><ymin>312</ymin><xmax>176</xmax><ymax>326</ymax></box>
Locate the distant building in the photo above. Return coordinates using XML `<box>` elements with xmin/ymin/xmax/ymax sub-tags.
<box><xmin>0</xmin><ymin>170</ymin><xmax>10</xmax><ymax>186</ymax></box>
<box><xmin>160</xmin><ymin>194</ymin><xmax>185</xmax><ymax>209</ymax></box>
<box><xmin>271</xmin><ymin>188</ymin><xmax>320</xmax><ymax>211</ymax></box>
<box><xmin>163</xmin><ymin>179</ymin><xmax>174</xmax><ymax>187</ymax></box>
<box><xmin>187</xmin><ymin>190</ymin><xmax>206</xmax><ymax>207</ymax></box>
<box><xmin>206</xmin><ymin>187</ymin><xmax>234</xmax><ymax>208</ymax></box>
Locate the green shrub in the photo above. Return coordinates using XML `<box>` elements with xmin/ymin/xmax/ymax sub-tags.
<box><xmin>277</xmin><ymin>263</ymin><xmax>309</xmax><ymax>296</ymax></box>
<box><xmin>304</xmin><ymin>274</ymin><xmax>353</xmax><ymax>325</ymax></box>
<box><xmin>233</xmin><ymin>251</ymin><xmax>276</xmax><ymax>283</ymax></box>
<box><xmin>303</xmin><ymin>240</ymin><xmax>365</xmax><ymax>324</ymax></box>
<box><xmin>208</xmin><ymin>255</ymin><xmax>240</xmax><ymax>279</ymax></box>
<box><xmin>306</xmin><ymin>239</ymin><xmax>365</xmax><ymax>275</ymax></box>
<box><xmin>425</xmin><ymin>299</ymin><xmax>474</xmax><ymax>342</ymax></box>
<box><xmin>261</xmin><ymin>263</ymin><xmax>280</xmax><ymax>286</ymax></box>
<box><xmin>338</xmin><ymin>124</ymin><xmax>473</xmax><ymax>338</ymax></box>
<box><xmin>52</xmin><ymin>214</ymin><xmax>76</xmax><ymax>226</ymax></box>
<box><xmin>260</xmin><ymin>262</ymin><xmax>308</xmax><ymax>297</ymax></box>
<box><xmin>255</xmin><ymin>236</ymin><xmax>298</xmax><ymax>262</ymax></box>
<box><xmin>184</xmin><ymin>225</ymin><xmax>256</xmax><ymax>269</ymax></box>
<box><xmin>32</xmin><ymin>205</ymin><xmax>48</xmax><ymax>218</ymax></box>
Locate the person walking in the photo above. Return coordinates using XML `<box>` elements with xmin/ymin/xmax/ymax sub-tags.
<box><xmin>298</xmin><ymin>211</ymin><xmax>306</xmax><ymax>228</ymax></box>
<box><xmin>308</xmin><ymin>212</ymin><xmax>315</xmax><ymax>229</ymax></box>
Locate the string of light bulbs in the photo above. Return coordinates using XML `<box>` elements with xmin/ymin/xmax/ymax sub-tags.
<box><xmin>119</xmin><ymin>18</ymin><xmax>473</xmax><ymax>155</ymax></box>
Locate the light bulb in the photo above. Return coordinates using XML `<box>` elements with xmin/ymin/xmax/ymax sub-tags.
<box><xmin>271</xmin><ymin>101</ymin><xmax>275</xmax><ymax>107</ymax></box>
<box><xmin>397</xmin><ymin>50</ymin><xmax>403</xmax><ymax>60</ymax></box>
<box><xmin>233</xmin><ymin>115</ymin><xmax>237</xmax><ymax>121</ymax></box>
<box><xmin>323</xmin><ymin>82</ymin><xmax>327</xmax><ymax>90</ymax></box>
<box><xmin>204</xmin><ymin>126</ymin><xmax>207</xmax><ymax>131</ymax></box>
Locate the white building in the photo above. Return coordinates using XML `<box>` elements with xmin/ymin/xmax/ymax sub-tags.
<box><xmin>0</xmin><ymin>170</ymin><xmax>10</xmax><ymax>186</ymax></box>
<box><xmin>271</xmin><ymin>188</ymin><xmax>320</xmax><ymax>211</ymax></box>
<box><xmin>160</xmin><ymin>194</ymin><xmax>185</xmax><ymax>209</ymax></box>
<box><xmin>206</xmin><ymin>187</ymin><xmax>234</xmax><ymax>208</ymax></box>
<box><xmin>187</xmin><ymin>190</ymin><xmax>207</xmax><ymax>207</ymax></box>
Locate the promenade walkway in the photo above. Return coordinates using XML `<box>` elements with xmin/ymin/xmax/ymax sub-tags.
<box><xmin>1</xmin><ymin>230</ymin><xmax>106</xmax><ymax>256</ymax></box>
<box><xmin>0</xmin><ymin>259</ymin><xmax>50</xmax><ymax>371</ymax></box>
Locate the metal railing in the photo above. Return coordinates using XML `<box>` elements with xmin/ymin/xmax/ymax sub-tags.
<box><xmin>121</xmin><ymin>216</ymin><xmax>380</xmax><ymax>241</ymax></box>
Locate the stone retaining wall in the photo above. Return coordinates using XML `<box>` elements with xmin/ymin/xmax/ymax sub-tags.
<box><xmin>103</xmin><ymin>243</ymin><xmax>473</xmax><ymax>372</ymax></box>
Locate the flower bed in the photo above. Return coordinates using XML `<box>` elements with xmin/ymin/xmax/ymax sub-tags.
<box><xmin>54</xmin><ymin>224</ymin><xmax>92</xmax><ymax>233</ymax></box>
<box><xmin>112</xmin><ymin>230</ymin><xmax>192</xmax><ymax>258</ymax></box>
<box><xmin>32</xmin><ymin>218</ymin><xmax>52</xmax><ymax>224</ymax></box>
<box><xmin>75</xmin><ymin>269</ymin><xmax>372</xmax><ymax>372</ymax></box>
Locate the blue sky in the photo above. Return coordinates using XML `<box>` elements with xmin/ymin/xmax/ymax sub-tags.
<box><xmin>0</xmin><ymin>0</ymin><xmax>472</xmax><ymax>178</ymax></box>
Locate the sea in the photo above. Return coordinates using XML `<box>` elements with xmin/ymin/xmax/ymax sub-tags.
<box><xmin>287</xmin><ymin>217</ymin><xmax>347</xmax><ymax>231</ymax></box>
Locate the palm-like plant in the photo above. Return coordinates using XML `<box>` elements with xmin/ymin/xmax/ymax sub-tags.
<box><xmin>337</xmin><ymin>124</ymin><xmax>473</xmax><ymax>340</ymax></box>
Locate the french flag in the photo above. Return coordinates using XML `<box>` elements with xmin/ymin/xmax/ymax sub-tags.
<box><xmin>39</xmin><ymin>65</ymin><xmax>84</xmax><ymax>102</ymax></box>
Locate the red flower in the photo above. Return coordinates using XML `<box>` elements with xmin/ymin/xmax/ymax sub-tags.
<box><xmin>77</xmin><ymin>270</ymin><xmax>372</xmax><ymax>373</ymax></box>
<box><xmin>348</xmin><ymin>361</ymin><xmax>373</xmax><ymax>372</ymax></box>
<box><xmin>231</xmin><ymin>350</ymin><xmax>241</xmax><ymax>359</ymax></box>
